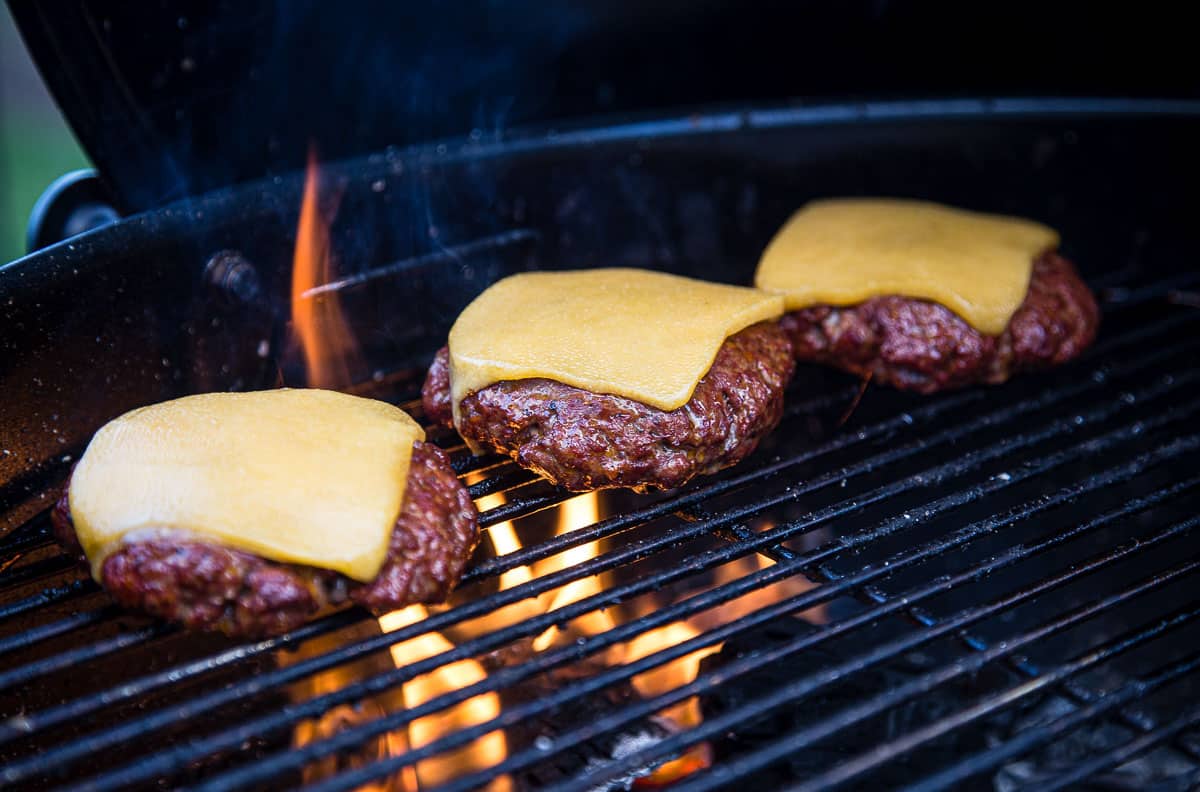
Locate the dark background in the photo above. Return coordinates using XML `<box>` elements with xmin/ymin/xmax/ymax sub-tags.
<box><xmin>6</xmin><ymin>0</ymin><xmax>1198</xmax><ymax>214</ymax></box>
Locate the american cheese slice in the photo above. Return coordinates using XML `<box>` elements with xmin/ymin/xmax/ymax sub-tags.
<box><xmin>447</xmin><ymin>268</ymin><xmax>784</xmax><ymax>424</ymax></box>
<box><xmin>755</xmin><ymin>198</ymin><xmax>1060</xmax><ymax>336</ymax></box>
<box><xmin>69</xmin><ymin>389</ymin><xmax>425</xmax><ymax>583</ymax></box>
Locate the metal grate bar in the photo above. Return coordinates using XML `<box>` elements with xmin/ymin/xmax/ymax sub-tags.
<box><xmin>897</xmin><ymin>663</ymin><xmax>1200</xmax><ymax>792</ymax></box>
<box><xmin>729</xmin><ymin>452</ymin><xmax>1200</xmax><ymax>778</ymax></box>
<box><xmin>0</xmin><ymin>623</ymin><xmax>169</xmax><ymax>691</ymax></box>
<box><xmin>788</xmin><ymin>543</ymin><xmax>1200</xmax><ymax>769</ymax></box>
<box><xmin>0</xmin><ymin>605</ymin><xmax>121</xmax><ymax>659</ymax></box>
<box><xmin>0</xmin><ymin>556</ymin><xmax>77</xmax><ymax>595</ymax></box>
<box><xmin>0</xmin><ymin>516</ymin><xmax>54</xmax><ymax>559</ymax></box>
<box><xmin>255</xmin><ymin>439</ymin><xmax>1200</xmax><ymax>787</ymax></box>
<box><xmin>466</xmin><ymin>468</ymin><xmax>541</xmax><ymax>500</ymax></box>
<box><xmin>475</xmin><ymin>491</ymin><xmax>564</xmax><ymax>527</ymax></box>
<box><xmin>1098</xmin><ymin>272</ymin><xmax>1200</xmax><ymax>305</ymax></box>
<box><xmin>793</xmin><ymin>638</ymin><xmax>1200</xmax><ymax>790</ymax></box>
<box><xmin>449</xmin><ymin>452</ymin><xmax>508</xmax><ymax>476</ymax></box>
<box><xmin>0</xmin><ymin>609</ymin><xmax>366</xmax><ymax>748</ymax></box>
<box><xmin>0</xmin><ymin>578</ymin><xmax>95</xmax><ymax>623</ymax></box>
<box><xmin>811</xmin><ymin>552</ymin><xmax>1200</xmax><ymax>774</ymax></box>
<box><xmin>593</xmin><ymin>557</ymin><xmax>1200</xmax><ymax>792</ymax></box>
<box><xmin>200</xmin><ymin>447</ymin><xmax>1200</xmax><ymax>792</ymax></box>
<box><xmin>723</xmin><ymin>442</ymin><xmax>1200</xmax><ymax>775</ymax></box>
<box><xmin>9</xmin><ymin>376</ymin><xmax>1197</xmax><ymax>789</ymax></box>
<box><xmin>1034</xmin><ymin>703</ymin><xmax>1200</xmax><ymax>792</ymax></box>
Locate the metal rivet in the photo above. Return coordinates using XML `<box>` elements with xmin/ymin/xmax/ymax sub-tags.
<box><xmin>204</xmin><ymin>250</ymin><xmax>262</xmax><ymax>306</ymax></box>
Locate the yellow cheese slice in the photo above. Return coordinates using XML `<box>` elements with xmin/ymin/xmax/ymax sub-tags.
<box><xmin>447</xmin><ymin>268</ymin><xmax>784</xmax><ymax>423</ymax></box>
<box><xmin>69</xmin><ymin>389</ymin><xmax>425</xmax><ymax>583</ymax></box>
<box><xmin>755</xmin><ymin>198</ymin><xmax>1060</xmax><ymax>336</ymax></box>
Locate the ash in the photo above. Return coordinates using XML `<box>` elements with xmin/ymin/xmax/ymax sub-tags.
<box><xmin>579</xmin><ymin>726</ymin><xmax>673</xmax><ymax>792</ymax></box>
<box><xmin>992</xmin><ymin>694</ymin><xmax>1199</xmax><ymax>791</ymax></box>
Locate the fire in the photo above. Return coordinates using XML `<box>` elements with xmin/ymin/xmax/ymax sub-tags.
<box><xmin>627</xmin><ymin>621</ymin><xmax>720</xmax><ymax>725</ymax></box>
<box><xmin>286</xmin><ymin>624</ymin><xmax>410</xmax><ymax>791</ymax></box>
<box><xmin>379</xmin><ymin>606</ymin><xmax>510</xmax><ymax>790</ymax></box>
<box><xmin>618</xmin><ymin>549</ymin><xmax>825</xmax><ymax>785</ymax></box>
<box><xmin>290</xmin><ymin>146</ymin><xmax>361</xmax><ymax>389</ymax></box>
<box><xmin>531</xmin><ymin>492</ymin><xmax>618</xmax><ymax>653</ymax></box>
<box><xmin>289</xmin><ymin>153</ymin><xmax>508</xmax><ymax>788</ymax></box>
<box><xmin>473</xmin><ymin>491</ymin><xmax>542</xmax><ymax>631</ymax></box>
<box><xmin>284</xmin><ymin>156</ymin><xmax>823</xmax><ymax>785</ymax></box>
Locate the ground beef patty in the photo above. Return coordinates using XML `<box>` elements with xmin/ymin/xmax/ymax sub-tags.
<box><xmin>423</xmin><ymin>321</ymin><xmax>795</xmax><ymax>492</ymax></box>
<box><xmin>51</xmin><ymin>442</ymin><xmax>478</xmax><ymax>638</ymax></box>
<box><xmin>779</xmin><ymin>252</ymin><xmax>1099</xmax><ymax>393</ymax></box>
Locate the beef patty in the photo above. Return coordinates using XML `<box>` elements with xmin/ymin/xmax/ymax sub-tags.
<box><xmin>52</xmin><ymin>442</ymin><xmax>479</xmax><ymax>638</ymax></box>
<box><xmin>779</xmin><ymin>252</ymin><xmax>1099</xmax><ymax>393</ymax></box>
<box><xmin>422</xmin><ymin>321</ymin><xmax>795</xmax><ymax>492</ymax></box>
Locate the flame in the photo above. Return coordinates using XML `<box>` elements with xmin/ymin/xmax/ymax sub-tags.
<box><xmin>282</xmin><ymin>150</ymin><xmax>829</xmax><ymax>789</ymax></box>
<box><xmin>378</xmin><ymin>605</ymin><xmax>511</xmax><ymax>790</ymax></box>
<box><xmin>290</xmin><ymin>146</ymin><xmax>361</xmax><ymax>389</ymax></box>
<box><xmin>531</xmin><ymin>492</ymin><xmax>618</xmax><ymax>653</ymax></box>
<box><xmin>623</xmin><ymin>621</ymin><xmax>718</xmax><ymax>785</ymax></box>
<box><xmin>474</xmin><ymin>492</ymin><xmax>542</xmax><ymax>631</ymax></box>
<box><xmin>620</xmin><ymin>549</ymin><xmax>825</xmax><ymax>785</ymax></box>
<box><xmin>285</xmin><ymin>625</ymin><xmax>410</xmax><ymax>791</ymax></box>
<box><xmin>626</xmin><ymin>621</ymin><xmax>720</xmax><ymax>724</ymax></box>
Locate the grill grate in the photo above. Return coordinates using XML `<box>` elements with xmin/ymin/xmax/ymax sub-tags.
<box><xmin>2</xmin><ymin>271</ymin><xmax>1200</xmax><ymax>791</ymax></box>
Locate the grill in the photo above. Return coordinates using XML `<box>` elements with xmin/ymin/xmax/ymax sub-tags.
<box><xmin>4</xmin><ymin>272</ymin><xmax>1200</xmax><ymax>789</ymax></box>
<box><xmin>3</xmin><ymin>101</ymin><xmax>1200</xmax><ymax>790</ymax></box>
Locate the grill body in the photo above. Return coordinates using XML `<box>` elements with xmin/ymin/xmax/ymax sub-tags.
<box><xmin>2</xmin><ymin>100</ymin><xmax>1200</xmax><ymax>790</ymax></box>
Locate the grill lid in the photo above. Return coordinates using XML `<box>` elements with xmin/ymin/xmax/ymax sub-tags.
<box><xmin>8</xmin><ymin>0</ymin><xmax>1197</xmax><ymax>212</ymax></box>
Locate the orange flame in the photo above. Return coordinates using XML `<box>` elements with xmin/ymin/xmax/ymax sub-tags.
<box><xmin>289</xmin><ymin>152</ymin><xmax>508</xmax><ymax>787</ymax></box>
<box><xmin>285</xmin><ymin>155</ymin><xmax>820</xmax><ymax>789</ymax></box>
<box><xmin>619</xmin><ymin>549</ymin><xmax>826</xmax><ymax>785</ymax></box>
<box><xmin>379</xmin><ymin>606</ymin><xmax>511</xmax><ymax>790</ymax></box>
<box><xmin>532</xmin><ymin>493</ymin><xmax>618</xmax><ymax>654</ymax></box>
<box><xmin>290</xmin><ymin>146</ymin><xmax>361</xmax><ymax>389</ymax></box>
<box><xmin>473</xmin><ymin>491</ymin><xmax>543</xmax><ymax>632</ymax></box>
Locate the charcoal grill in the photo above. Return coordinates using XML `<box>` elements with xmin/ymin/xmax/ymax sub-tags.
<box><xmin>5</xmin><ymin>3</ymin><xmax>1200</xmax><ymax>789</ymax></box>
<box><xmin>2</xmin><ymin>98</ymin><xmax>1200</xmax><ymax>790</ymax></box>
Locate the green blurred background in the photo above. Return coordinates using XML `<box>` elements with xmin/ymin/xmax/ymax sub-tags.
<box><xmin>1</xmin><ymin>4</ymin><xmax>91</xmax><ymax>265</ymax></box>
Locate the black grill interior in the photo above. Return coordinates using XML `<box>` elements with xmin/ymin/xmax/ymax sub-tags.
<box><xmin>1</xmin><ymin>103</ymin><xmax>1199</xmax><ymax>790</ymax></box>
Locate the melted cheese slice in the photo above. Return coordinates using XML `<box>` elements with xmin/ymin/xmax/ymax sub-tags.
<box><xmin>755</xmin><ymin>198</ymin><xmax>1060</xmax><ymax>335</ymax></box>
<box><xmin>447</xmin><ymin>268</ymin><xmax>784</xmax><ymax>422</ymax></box>
<box><xmin>69</xmin><ymin>389</ymin><xmax>425</xmax><ymax>583</ymax></box>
